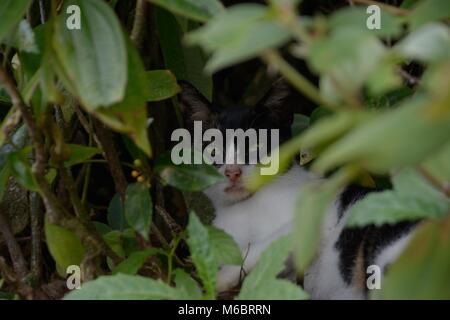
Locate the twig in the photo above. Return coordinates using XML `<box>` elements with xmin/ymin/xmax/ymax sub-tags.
<box><xmin>261</xmin><ymin>50</ymin><xmax>331</xmax><ymax>109</ymax></box>
<box><xmin>0</xmin><ymin>211</ymin><xmax>33</xmax><ymax>298</ymax></box>
<box><xmin>417</xmin><ymin>166</ymin><xmax>450</xmax><ymax>198</ymax></box>
<box><xmin>131</xmin><ymin>0</ymin><xmax>147</xmax><ymax>50</ymax></box>
<box><xmin>0</xmin><ymin>66</ymin><xmax>121</xmax><ymax>266</ymax></box>
<box><xmin>29</xmin><ymin>192</ymin><xmax>43</xmax><ymax>284</ymax></box>
<box><xmin>93</xmin><ymin>119</ymin><xmax>128</xmax><ymax>199</ymax></box>
<box><xmin>398</xmin><ymin>68</ymin><xmax>420</xmax><ymax>86</ymax></box>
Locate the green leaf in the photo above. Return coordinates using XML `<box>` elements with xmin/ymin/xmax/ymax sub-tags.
<box><xmin>146</xmin><ymin>70</ymin><xmax>180</xmax><ymax>101</ymax></box>
<box><xmin>8</xmin><ymin>148</ymin><xmax>38</xmax><ymax>192</ymax></box>
<box><xmin>0</xmin><ymin>0</ymin><xmax>31</xmax><ymax>43</ymax></box>
<box><xmin>408</xmin><ymin>0</ymin><xmax>450</xmax><ymax>30</ymax></box>
<box><xmin>187</xmin><ymin>4</ymin><xmax>291</xmax><ymax>72</ymax></box>
<box><xmin>314</xmin><ymin>95</ymin><xmax>450</xmax><ymax>174</ymax></box>
<box><xmin>155</xmin><ymin>154</ymin><xmax>224</xmax><ymax>192</ymax></box>
<box><xmin>373</xmin><ymin>217</ymin><xmax>450</xmax><ymax>299</ymax></box>
<box><xmin>44</xmin><ymin>216</ymin><xmax>86</xmax><ymax>277</ymax></box>
<box><xmin>186</xmin><ymin>213</ymin><xmax>218</xmax><ymax>299</ymax></box>
<box><xmin>64</xmin><ymin>274</ymin><xmax>188</xmax><ymax>300</ymax></box>
<box><xmin>107</xmin><ymin>193</ymin><xmax>128</xmax><ymax>231</ymax></box>
<box><xmin>329</xmin><ymin>7</ymin><xmax>402</xmax><ymax>37</ymax></box>
<box><xmin>422</xmin><ymin>141</ymin><xmax>450</xmax><ymax>184</ymax></box>
<box><xmin>395</xmin><ymin>23</ymin><xmax>450</xmax><ymax>63</ymax></box>
<box><xmin>124</xmin><ymin>183</ymin><xmax>153</xmax><ymax>241</ymax></box>
<box><xmin>148</xmin><ymin>0</ymin><xmax>224</xmax><ymax>22</ymax></box>
<box><xmin>112</xmin><ymin>249</ymin><xmax>161</xmax><ymax>275</ymax></box>
<box><xmin>207</xmin><ymin>226</ymin><xmax>242</xmax><ymax>266</ymax></box>
<box><xmin>173</xmin><ymin>269</ymin><xmax>202</xmax><ymax>299</ymax></box>
<box><xmin>53</xmin><ymin>0</ymin><xmax>127</xmax><ymax>109</ymax></box>
<box><xmin>238</xmin><ymin>236</ymin><xmax>308</xmax><ymax>300</ymax></box>
<box><xmin>63</xmin><ymin>144</ymin><xmax>101</xmax><ymax>167</ymax></box>
<box><xmin>291</xmin><ymin>114</ymin><xmax>309</xmax><ymax>136</ymax></box>
<box><xmin>294</xmin><ymin>168</ymin><xmax>356</xmax><ymax>271</ymax></box>
<box><xmin>347</xmin><ymin>169</ymin><xmax>450</xmax><ymax>227</ymax></box>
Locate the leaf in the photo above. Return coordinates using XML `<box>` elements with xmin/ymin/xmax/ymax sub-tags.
<box><xmin>53</xmin><ymin>0</ymin><xmax>127</xmax><ymax>109</ymax></box>
<box><xmin>173</xmin><ymin>269</ymin><xmax>202</xmax><ymax>299</ymax></box>
<box><xmin>186</xmin><ymin>213</ymin><xmax>218</xmax><ymax>299</ymax></box>
<box><xmin>155</xmin><ymin>8</ymin><xmax>213</xmax><ymax>99</ymax></box>
<box><xmin>294</xmin><ymin>168</ymin><xmax>356</xmax><ymax>271</ymax></box>
<box><xmin>0</xmin><ymin>0</ymin><xmax>31</xmax><ymax>43</ymax></box>
<box><xmin>238</xmin><ymin>236</ymin><xmax>308</xmax><ymax>300</ymax></box>
<box><xmin>329</xmin><ymin>7</ymin><xmax>402</xmax><ymax>37</ymax></box>
<box><xmin>314</xmin><ymin>95</ymin><xmax>450</xmax><ymax>174</ymax></box>
<box><xmin>207</xmin><ymin>226</ymin><xmax>242</xmax><ymax>266</ymax></box>
<box><xmin>94</xmin><ymin>39</ymin><xmax>151</xmax><ymax>157</ymax></box>
<box><xmin>64</xmin><ymin>274</ymin><xmax>188</xmax><ymax>300</ymax></box>
<box><xmin>408</xmin><ymin>0</ymin><xmax>450</xmax><ymax>30</ymax></box>
<box><xmin>8</xmin><ymin>149</ymin><xmax>38</xmax><ymax>192</ymax></box>
<box><xmin>146</xmin><ymin>70</ymin><xmax>180</xmax><ymax>101</ymax></box>
<box><xmin>422</xmin><ymin>141</ymin><xmax>450</xmax><ymax>184</ymax></box>
<box><xmin>112</xmin><ymin>249</ymin><xmax>161</xmax><ymax>275</ymax></box>
<box><xmin>107</xmin><ymin>193</ymin><xmax>128</xmax><ymax>231</ymax></box>
<box><xmin>395</xmin><ymin>23</ymin><xmax>450</xmax><ymax>63</ymax></box>
<box><xmin>187</xmin><ymin>4</ymin><xmax>291</xmax><ymax>72</ymax></box>
<box><xmin>373</xmin><ymin>216</ymin><xmax>450</xmax><ymax>299</ymax></box>
<box><xmin>63</xmin><ymin>144</ymin><xmax>101</xmax><ymax>167</ymax></box>
<box><xmin>44</xmin><ymin>216</ymin><xmax>86</xmax><ymax>277</ymax></box>
<box><xmin>155</xmin><ymin>154</ymin><xmax>224</xmax><ymax>192</ymax></box>
<box><xmin>124</xmin><ymin>183</ymin><xmax>153</xmax><ymax>240</ymax></box>
<box><xmin>148</xmin><ymin>0</ymin><xmax>224</xmax><ymax>22</ymax></box>
<box><xmin>347</xmin><ymin>169</ymin><xmax>450</xmax><ymax>227</ymax></box>
<box><xmin>291</xmin><ymin>114</ymin><xmax>309</xmax><ymax>137</ymax></box>
<box><xmin>10</xmin><ymin>19</ymin><xmax>38</xmax><ymax>53</ymax></box>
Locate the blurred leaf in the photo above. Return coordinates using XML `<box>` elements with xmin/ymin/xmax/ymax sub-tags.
<box><xmin>314</xmin><ymin>95</ymin><xmax>450</xmax><ymax>174</ymax></box>
<box><xmin>207</xmin><ymin>226</ymin><xmax>242</xmax><ymax>266</ymax></box>
<box><xmin>107</xmin><ymin>193</ymin><xmax>128</xmax><ymax>231</ymax></box>
<box><xmin>53</xmin><ymin>0</ymin><xmax>127</xmax><ymax>109</ymax></box>
<box><xmin>0</xmin><ymin>0</ymin><xmax>31</xmax><ymax>43</ymax></box>
<box><xmin>8</xmin><ymin>148</ymin><xmax>37</xmax><ymax>192</ymax></box>
<box><xmin>422</xmin><ymin>142</ymin><xmax>450</xmax><ymax>184</ymax></box>
<box><xmin>366</xmin><ymin>60</ymin><xmax>403</xmax><ymax>96</ymax></box>
<box><xmin>44</xmin><ymin>216</ymin><xmax>86</xmax><ymax>277</ymax></box>
<box><xmin>295</xmin><ymin>168</ymin><xmax>356</xmax><ymax>271</ymax></box>
<box><xmin>173</xmin><ymin>269</ymin><xmax>202</xmax><ymax>299</ymax></box>
<box><xmin>62</xmin><ymin>144</ymin><xmax>101</xmax><ymax>167</ymax></box>
<box><xmin>146</xmin><ymin>70</ymin><xmax>180</xmax><ymax>101</ymax></box>
<box><xmin>148</xmin><ymin>0</ymin><xmax>224</xmax><ymax>22</ymax></box>
<box><xmin>112</xmin><ymin>249</ymin><xmax>161</xmax><ymax>275</ymax></box>
<box><xmin>395</xmin><ymin>23</ymin><xmax>450</xmax><ymax>63</ymax></box>
<box><xmin>373</xmin><ymin>216</ymin><xmax>450</xmax><ymax>299</ymax></box>
<box><xmin>124</xmin><ymin>183</ymin><xmax>153</xmax><ymax>241</ymax></box>
<box><xmin>10</xmin><ymin>20</ymin><xmax>38</xmax><ymax>53</ymax></box>
<box><xmin>64</xmin><ymin>274</ymin><xmax>188</xmax><ymax>300</ymax></box>
<box><xmin>238</xmin><ymin>235</ymin><xmax>308</xmax><ymax>300</ymax></box>
<box><xmin>103</xmin><ymin>230</ymin><xmax>126</xmax><ymax>259</ymax></box>
<box><xmin>347</xmin><ymin>169</ymin><xmax>450</xmax><ymax>227</ymax></box>
<box><xmin>186</xmin><ymin>213</ymin><xmax>217</xmax><ymax>299</ymax></box>
<box><xmin>155</xmin><ymin>153</ymin><xmax>224</xmax><ymax>191</ymax></box>
<box><xmin>408</xmin><ymin>0</ymin><xmax>450</xmax><ymax>30</ymax></box>
<box><xmin>187</xmin><ymin>4</ymin><xmax>291</xmax><ymax>72</ymax></box>
<box><xmin>291</xmin><ymin>114</ymin><xmax>309</xmax><ymax>136</ymax></box>
<box><xmin>329</xmin><ymin>7</ymin><xmax>402</xmax><ymax>37</ymax></box>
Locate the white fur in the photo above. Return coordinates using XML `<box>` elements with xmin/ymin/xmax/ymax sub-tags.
<box><xmin>205</xmin><ymin>164</ymin><xmax>414</xmax><ymax>298</ymax></box>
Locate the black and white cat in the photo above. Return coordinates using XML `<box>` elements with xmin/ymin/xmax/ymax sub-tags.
<box><xmin>177</xmin><ymin>80</ymin><xmax>417</xmax><ymax>299</ymax></box>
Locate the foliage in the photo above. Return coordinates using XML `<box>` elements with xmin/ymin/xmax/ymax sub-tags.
<box><xmin>0</xmin><ymin>0</ymin><xmax>449</xmax><ymax>300</ymax></box>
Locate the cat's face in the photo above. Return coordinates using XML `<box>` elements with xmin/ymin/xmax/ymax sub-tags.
<box><xmin>177</xmin><ymin>80</ymin><xmax>293</xmax><ymax>207</ymax></box>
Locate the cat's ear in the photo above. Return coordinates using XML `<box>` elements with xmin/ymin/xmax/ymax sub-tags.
<box><xmin>257</xmin><ymin>78</ymin><xmax>293</xmax><ymax>126</ymax></box>
<box><xmin>177</xmin><ymin>81</ymin><xmax>212</xmax><ymax>129</ymax></box>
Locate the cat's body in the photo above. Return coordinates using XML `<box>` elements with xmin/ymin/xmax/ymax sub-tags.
<box><xmin>177</xmin><ymin>80</ymin><xmax>417</xmax><ymax>299</ymax></box>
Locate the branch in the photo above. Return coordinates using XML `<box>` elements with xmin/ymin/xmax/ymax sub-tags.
<box><xmin>29</xmin><ymin>192</ymin><xmax>43</xmax><ymax>284</ymax></box>
<box><xmin>131</xmin><ymin>0</ymin><xmax>147</xmax><ymax>50</ymax></box>
<box><xmin>93</xmin><ymin>119</ymin><xmax>128</xmax><ymax>199</ymax></box>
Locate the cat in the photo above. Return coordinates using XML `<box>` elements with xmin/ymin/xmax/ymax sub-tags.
<box><xmin>177</xmin><ymin>80</ymin><xmax>418</xmax><ymax>299</ymax></box>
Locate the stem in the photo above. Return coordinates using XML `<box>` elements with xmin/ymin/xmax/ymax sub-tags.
<box><xmin>261</xmin><ymin>50</ymin><xmax>332</xmax><ymax>109</ymax></box>
<box><xmin>131</xmin><ymin>0</ymin><xmax>147</xmax><ymax>50</ymax></box>
<box><xmin>29</xmin><ymin>192</ymin><xmax>43</xmax><ymax>284</ymax></box>
<box><xmin>417</xmin><ymin>166</ymin><xmax>450</xmax><ymax>198</ymax></box>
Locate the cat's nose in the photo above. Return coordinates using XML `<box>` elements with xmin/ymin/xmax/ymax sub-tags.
<box><xmin>225</xmin><ymin>165</ymin><xmax>242</xmax><ymax>183</ymax></box>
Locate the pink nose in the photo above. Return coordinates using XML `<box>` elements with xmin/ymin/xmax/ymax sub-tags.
<box><xmin>225</xmin><ymin>165</ymin><xmax>242</xmax><ymax>183</ymax></box>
